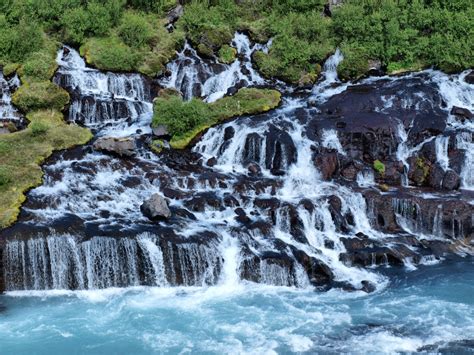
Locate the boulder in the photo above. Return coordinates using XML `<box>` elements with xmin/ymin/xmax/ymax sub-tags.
<box><xmin>93</xmin><ymin>137</ymin><xmax>136</xmax><ymax>157</ymax></box>
<box><xmin>442</xmin><ymin>170</ymin><xmax>460</xmax><ymax>190</ymax></box>
<box><xmin>166</xmin><ymin>5</ymin><xmax>183</xmax><ymax>24</ymax></box>
<box><xmin>314</xmin><ymin>151</ymin><xmax>338</xmax><ymax>180</ymax></box>
<box><xmin>141</xmin><ymin>193</ymin><xmax>171</xmax><ymax>220</ymax></box>
<box><xmin>464</xmin><ymin>71</ymin><xmax>474</xmax><ymax>85</ymax></box>
<box><xmin>451</xmin><ymin>106</ymin><xmax>473</xmax><ymax>121</ymax></box>
<box><xmin>152</xmin><ymin>124</ymin><xmax>169</xmax><ymax>138</ymax></box>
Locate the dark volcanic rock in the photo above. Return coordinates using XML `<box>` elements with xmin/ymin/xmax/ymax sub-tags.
<box><xmin>442</xmin><ymin>170</ymin><xmax>460</xmax><ymax>190</ymax></box>
<box><xmin>314</xmin><ymin>151</ymin><xmax>338</xmax><ymax>180</ymax></box>
<box><xmin>451</xmin><ymin>106</ymin><xmax>473</xmax><ymax>121</ymax></box>
<box><xmin>140</xmin><ymin>194</ymin><xmax>171</xmax><ymax>220</ymax></box>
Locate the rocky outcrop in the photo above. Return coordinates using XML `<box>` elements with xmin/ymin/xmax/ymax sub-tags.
<box><xmin>140</xmin><ymin>194</ymin><xmax>172</xmax><ymax>220</ymax></box>
<box><xmin>93</xmin><ymin>137</ymin><xmax>136</xmax><ymax>157</ymax></box>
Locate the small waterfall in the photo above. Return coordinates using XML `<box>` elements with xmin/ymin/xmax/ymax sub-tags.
<box><xmin>54</xmin><ymin>46</ymin><xmax>152</xmax><ymax>136</ymax></box>
<box><xmin>0</xmin><ymin>72</ymin><xmax>21</xmax><ymax>125</ymax></box>
<box><xmin>456</xmin><ymin>132</ymin><xmax>474</xmax><ymax>189</ymax></box>
<box><xmin>435</xmin><ymin>136</ymin><xmax>450</xmax><ymax>171</ymax></box>
<box><xmin>161</xmin><ymin>32</ymin><xmax>267</xmax><ymax>102</ymax></box>
<box><xmin>4</xmin><ymin>234</ymin><xmax>223</xmax><ymax>290</ymax></box>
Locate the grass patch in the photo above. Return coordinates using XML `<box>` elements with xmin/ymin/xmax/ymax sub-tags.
<box><xmin>152</xmin><ymin>88</ymin><xmax>281</xmax><ymax>149</ymax></box>
<box><xmin>0</xmin><ymin>110</ymin><xmax>92</xmax><ymax>228</ymax></box>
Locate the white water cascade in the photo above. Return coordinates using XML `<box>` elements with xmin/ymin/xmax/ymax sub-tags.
<box><xmin>0</xmin><ymin>72</ymin><xmax>21</xmax><ymax>124</ymax></box>
<box><xmin>2</xmin><ymin>40</ymin><xmax>472</xmax><ymax>294</ymax></box>
<box><xmin>54</xmin><ymin>46</ymin><xmax>153</xmax><ymax>137</ymax></box>
<box><xmin>161</xmin><ymin>32</ymin><xmax>267</xmax><ymax>102</ymax></box>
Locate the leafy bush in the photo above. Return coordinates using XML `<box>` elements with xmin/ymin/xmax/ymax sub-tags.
<box><xmin>30</xmin><ymin>121</ymin><xmax>50</xmax><ymax>136</ymax></box>
<box><xmin>118</xmin><ymin>12</ymin><xmax>154</xmax><ymax>48</ymax></box>
<box><xmin>61</xmin><ymin>7</ymin><xmax>91</xmax><ymax>44</ymax></box>
<box><xmin>0</xmin><ymin>18</ymin><xmax>43</xmax><ymax>63</ymax></box>
<box><xmin>153</xmin><ymin>96</ymin><xmax>211</xmax><ymax>137</ymax></box>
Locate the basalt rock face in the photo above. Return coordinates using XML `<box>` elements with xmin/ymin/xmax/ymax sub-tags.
<box><xmin>1</xmin><ymin>44</ymin><xmax>473</xmax><ymax>294</ymax></box>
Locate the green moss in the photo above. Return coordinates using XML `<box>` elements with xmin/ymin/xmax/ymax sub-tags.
<box><xmin>0</xmin><ymin>109</ymin><xmax>92</xmax><ymax>228</ymax></box>
<box><xmin>373</xmin><ymin>160</ymin><xmax>386</xmax><ymax>175</ymax></box>
<box><xmin>218</xmin><ymin>45</ymin><xmax>237</xmax><ymax>64</ymax></box>
<box><xmin>12</xmin><ymin>81</ymin><xmax>70</xmax><ymax>112</ymax></box>
<box><xmin>152</xmin><ymin>88</ymin><xmax>281</xmax><ymax>149</ymax></box>
<box><xmin>2</xmin><ymin>63</ymin><xmax>20</xmax><ymax>76</ymax></box>
<box><xmin>81</xmin><ymin>37</ymin><xmax>144</xmax><ymax>72</ymax></box>
<box><xmin>416</xmin><ymin>157</ymin><xmax>430</xmax><ymax>181</ymax></box>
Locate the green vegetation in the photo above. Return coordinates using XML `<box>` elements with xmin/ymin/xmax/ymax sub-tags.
<box><xmin>373</xmin><ymin>160</ymin><xmax>386</xmax><ymax>175</ymax></box>
<box><xmin>218</xmin><ymin>45</ymin><xmax>237</xmax><ymax>64</ymax></box>
<box><xmin>333</xmin><ymin>0</ymin><xmax>474</xmax><ymax>77</ymax></box>
<box><xmin>0</xmin><ymin>110</ymin><xmax>92</xmax><ymax>228</ymax></box>
<box><xmin>152</xmin><ymin>88</ymin><xmax>281</xmax><ymax>149</ymax></box>
<box><xmin>12</xmin><ymin>81</ymin><xmax>69</xmax><ymax>112</ymax></box>
<box><xmin>176</xmin><ymin>0</ymin><xmax>472</xmax><ymax>82</ymax></box>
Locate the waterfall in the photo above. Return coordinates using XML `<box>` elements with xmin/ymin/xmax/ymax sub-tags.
<box><xmin>161</xmin><ymin>32</ymin><xmax>267</xmax><ymax>102</ymax></box>
<box><xmin>0</xmin><ymin>72</ymin><xmax>21</xmax><ymax>123</ymax></box>
<box><xmin>435</xmin><ymin>136</ymin><xmax>450</xmax><ymax>171</ymax></box>
<box><xmin>456</xmin><ymin>132</ymin><xmax>474</xmax><ymax>189</ymax></box>
<box><xmin>4</xmin><ymin>234</ymin><xmax>224</xmax><ymax>290</ymax></box>
<box><xmin>54</xmin><ymin>46</ymin><xmax>153</xmax><ymax>136</ymax></box>
<box><xmin>3</xmin><ymin>36</ymin><xmax>472</xmax><ymax>294</ymax></box>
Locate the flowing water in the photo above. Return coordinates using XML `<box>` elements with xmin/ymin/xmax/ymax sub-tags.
<box><xmin>0</xmin><ymin>33</ymin><xmax>473</xmax><ymax>353</ymax></box>
<box><xmin>0</xmin><ymin>260</ymin><xmax>472</xmax><ymax>354</ymax></box>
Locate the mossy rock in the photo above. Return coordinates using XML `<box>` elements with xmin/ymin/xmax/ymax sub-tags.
<box><xmin>12</xmin><ymin>81</ymin><xmax>70</xmax><ymax>112</ymax></box>
<box><xmin>218</xmin><ymin>45</ymin><xmax>237</xmax><ymax>64</ymax></box>
<box><xmin>2</xmin><ymin>63</ymin><xmax>20</xmax><ymax>77</ymax></box>
<box><xmin>373</xmin><ymin>160</ymin><xmax>386</xmax><ymax>175</ymax></box>
<box><xmin>81</xmin><ymin>37</ymin><xmax>145</xmax><ymax>72</ymax></box>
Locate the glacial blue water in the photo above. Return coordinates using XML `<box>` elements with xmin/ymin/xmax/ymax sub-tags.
<box><xmin>0</xmin><ymin>259</ymin><xmax>472</xmax><ymax>354</ymax></box>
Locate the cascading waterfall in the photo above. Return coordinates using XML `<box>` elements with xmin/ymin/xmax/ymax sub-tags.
<box><xmin>2</xmin><ymin>37</ymin><xmax>473</xmax><ymax>293</ymax></box>
<box><xmin>161</xmin><ymin>32</ymin><xmax>267</xmax><ymax>102</ymax></box>
<box><xmin>0</xmin><ymin>72</ymin><xmax>21</xmax><ymax>124</ymax></box>
<box><xmin>54</xmin><ymin>46</ymin><xmax>153</xmax><ymax>137</ymax></box>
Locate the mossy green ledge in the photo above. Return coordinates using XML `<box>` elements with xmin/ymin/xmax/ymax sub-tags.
<box><xmin>152</xmin><ymin>88</ymin><xmax>281</xmax><ymax>150</ymax></box>
<box><xmin>0</xmin><ymin>110</ymin><xmax>92</xmax><ymax>229</ymax></box>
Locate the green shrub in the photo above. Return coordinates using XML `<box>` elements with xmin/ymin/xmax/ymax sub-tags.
<box><xmin>118</xmin><ymin>12</ymin><xmax>154</xmax><ymax>48</ymax></box>
<box><xmin>87</xmin><ymin>1</ymin><xmax>114</xmax><ymax>37</ymax></box>
<box><xmin>373</xmin><ymin>160</ymin><xmax>386</xmax><ymax>175</ymax></box>
<box><xmin>0</xmin><ymin>18</ymin><xmax>43</xmax><ymax>63</ymax></box>
<box><xmin>61</xmin><ymin>7</ymin><xmax>91</xmax><ymax>44</ymax></box>
<box><xmin>30</xmin><ymin>121</ymin><xmax>50</xmax><ymax>136</ymax></box>
<box><xmin>153</xmin><ymin>96</ymin><xmax>211</xmax><ymax>137</ymax></box>
<box><xmin>12</xmin><ymin>82</ymin><xmax>70</xmax><ymax>112</ymax></box>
